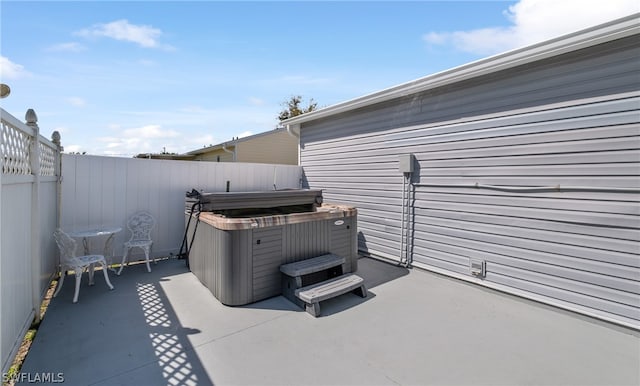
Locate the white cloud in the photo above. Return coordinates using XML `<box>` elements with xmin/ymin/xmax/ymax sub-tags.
<box><xmin>424</xmin><ymin>0</ymin><xmax>639</xmax><ymax>55</ymax></box>
<box><xmin>189</xmin><ymin>134</ymin><xmax>219</xmax><ymax>149</ymax></box>
<box><xmin>68</xmin><ymin>104</ymin><xmax>279</xmax><ymax>156</ymax></box>
<box><xmin>236</xmin><ymin>130</ymin><xmax>253</xmax><ymax>138</ymax></box>
<box><xmin>98</xmin><ymin>135</ymin><xmax>154</xmax><ymax>156</ymax></box>
<box><xmin>0</xmin><ymin>56</ymin><xmax>30</xmax><ymax>80</ymax></box>
<box><xmin>101</xmin><ymin>138</ymin><xmax>147</xmax><ymax>155</ymax></box>
<box><xmin>94</xmin><ymin>124</ymin><xmax>182</xmax><ymax>156</ymax></box>
<box><xmin>75</xmin><ymin>19</ymin><xmax>173</xmax><ymax>50</ymax></box>
<box><xmin>46</xmin><ymin>42</ymin><xmax>86</xmax><ymax>52</ymax></box>
<box><xmin>64</xmin><ymin>145</ymin><xmax>82</xmax><ymax>153</ymax></box>
<box><xmin>122</xmin><ymin>124</ymin><xmax>180</xmax><ymax>139</ymax></box>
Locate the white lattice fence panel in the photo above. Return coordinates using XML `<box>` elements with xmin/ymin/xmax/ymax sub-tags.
<box><xmin>1</xmin><ymin>119</ymin><xmax>32</xmax><ymax>175</ymax></box>
<box><xmin>39</xmin><ymin>142</ymin><xmax>56</xmax><ymax>176</ymax></box>
<box><xmin>1</xmin><ymin>107</ymin><xmax>61</xmax><ymax>374</ymax></box>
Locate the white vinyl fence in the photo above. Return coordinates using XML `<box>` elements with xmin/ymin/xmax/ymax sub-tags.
<box><xmin>60</xmin><ymin>155</ymin><xmax>302</xmax><ymax>262</ymax></box>
<box><xmin>1</xmin><ymin>118</ymin><xmax>301</xmax><ymax>372</ymax></box>
<box><xmin>1</xmin><ymin>108</ymin><xmax>61</xmax><ymax>373</ymax></box>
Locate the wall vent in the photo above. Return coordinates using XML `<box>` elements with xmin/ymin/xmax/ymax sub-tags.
<box><xmin>470</xmin><ymin>259</ymin><xmax>486</xmax><ymax>278</ymax></box>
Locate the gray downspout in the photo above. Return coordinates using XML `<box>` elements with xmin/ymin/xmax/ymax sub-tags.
<box><xmin>222</xmin><ymin>142</ymin><xmax>236</xmax><ymax>162</ymax></box>
<box><xmin>285</xmin><ymin>124</ymin><xmax>299</xmax><ymax>139</ymax></box>
<box><xmin>286</xmin><ymin>124</ymin><xmax>301</xmax><ymax>167</ymax></box>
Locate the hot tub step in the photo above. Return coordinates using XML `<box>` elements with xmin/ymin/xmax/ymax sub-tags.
<box><xmin>294</xmin><ymin>273</ymin><xmax>367</xmax><ymax>317</ymax></box>
<box><xmin>280</xmin><ymin>253</ymin><xmax>345</xmax><ymax>277</ymax></box>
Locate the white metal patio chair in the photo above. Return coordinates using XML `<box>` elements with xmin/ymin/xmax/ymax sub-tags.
<box><xmin>117</xmin><ymin>211</ymin><xmax>156</xmax><ymax>275</ymax></box>
<box><xmin>53</xmin><ymin>229</ymin><xmax>115</xmax><ymax>303</ymax></box>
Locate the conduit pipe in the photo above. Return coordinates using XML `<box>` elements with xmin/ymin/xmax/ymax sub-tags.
<box><xmin>398</xmin><ymin>154</ymin><xmax>415</xmax><ymax>267</ymax></box>
<box><xmin>399</xmin><ymin>175</ymin><xmax>638</xmax><ymax>271</ymax></box>
<box><xmin>400</xmin><ymin>175</ymin><xmax>407</xmax><ymax>266</ymax></box>
<box><xmin>400</xmin><ymin>172</ymin><xmax>414</xmax><ymax>268</ymax></box>
<box><xmin>405</xmin><ymin>180</ymin><xmax>637</xmax><ymax>267</ymax></box>
<box><xmin>404</xmin><ymin>174</ymin><xmax>413</xmax><ymax>267</ymax></box>
<box><xmin>411</xmin><ymin>183</ymin><xmax>640</xmax><ymax>193</ymax></box>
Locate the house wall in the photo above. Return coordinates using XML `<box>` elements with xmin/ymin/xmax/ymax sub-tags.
<box><xmin>236</xmin><ymin>130</ymin><xmax>298</xmax><ymax>165</ymax></box>
<box><xmin>298</xmin><ymin>35</ymin><xmax>640</xmax><ymax>328</ymax></box>
<box><xmin>190</xmin><ymin>130</ymin><xmax>298</xmax><ymax>165</ymax></box>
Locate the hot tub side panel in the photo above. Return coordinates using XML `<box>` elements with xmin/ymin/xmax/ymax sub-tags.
<box><xmin>188</xmin><ymin>210</ymin><xmax>358</xmax><ymax>306</ymax></box>
<box><xmin>252</xmin><ymin>226</ymin><xmax>284</xmax><ymax>302</ymax></box>
<box><xmin>280</xmin><ymin>215</ymin><xmax>358</xmax><ymax>271</ymax></box>
<box><xmin>254</xmin><ymin>216</ymin><xmax>358</xmax><ymax>303</ymax></box>
<box><xmin>330</xmin><ymin>215</ymin><xmax>358</xmax><ymax>273</ymax></box>
<box><xmin>188</xmin><ymin>215</ymin><xmax>254</xmax><ymax>306</ymax></box>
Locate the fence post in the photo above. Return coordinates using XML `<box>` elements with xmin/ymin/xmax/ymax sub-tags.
<box><xmin>52</xmin><ymin>131</ymin><xmax>62</xmax><ymax>277</ymax></box>
<box><xmin>26</xmin><ymin>109</ymin><xmax>41</xmax><ymax>322</ymax></box>
<box><xmin>52</xmin><ymin>131</ymin><xmax>62</xmax><ymax>229</ymax></box>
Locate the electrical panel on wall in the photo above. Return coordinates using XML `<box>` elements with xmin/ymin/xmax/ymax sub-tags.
<box><xmin>398</xmin><ymin>153</ymin><xmax>415</xmax><ymax>174</ymax></box>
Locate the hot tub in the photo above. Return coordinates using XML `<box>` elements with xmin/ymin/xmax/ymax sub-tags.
<box><xmin>185</xmin><ymin>190</ymin><xmax>358</xmax><ymax>306</ymax></box>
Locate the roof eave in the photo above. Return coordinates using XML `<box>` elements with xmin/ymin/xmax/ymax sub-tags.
<box><xmin>187</xmin><ymin>144</ymin><xmax>233</xmax><ymax>156</ymax></box>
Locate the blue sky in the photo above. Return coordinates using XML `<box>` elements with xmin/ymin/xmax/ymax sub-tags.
<box><xmin>1</xmin><ymin>1</ymin><xmax>638</xmax><ymax>157</ymax></box>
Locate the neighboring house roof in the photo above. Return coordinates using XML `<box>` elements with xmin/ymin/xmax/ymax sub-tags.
<box><xmin>135</xmin><ymin>127</ymin><xmax>296</xmax><ymax>161</ymax></box>
<box><xmin>282</xmin><ymin>14</ymin><xmax>639</xmax><ymax>129</ymax></box>
<box><xmin>134</xmin><ymin>153</ymin><xmax>195</xmax><ymax>160</ymax></box>
<box><xmin>186</xmin><ymin>127</ymin><xmax>290</xmax><ymax>155</ymax></box>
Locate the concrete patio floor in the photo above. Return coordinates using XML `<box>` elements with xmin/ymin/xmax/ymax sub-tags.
<box><xmin>20</xmin><ymin>256</ymin><xmax>640</xmax><ymax>386</ymax></box>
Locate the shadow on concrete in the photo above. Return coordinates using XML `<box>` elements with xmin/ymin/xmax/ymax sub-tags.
<box><xmin>312</xmin><ymin>256</ymin><xmax>411</xmax><ymax>317</ymax></box>
<box><xmin>240</xmin><ymin>255</ymin><xmax>409</xmax><ymax>317</ymax></box>
<box><xmin>20</xmin><ymin>255</ymin><xmax>640</xmax><ymax>385</ymax></box>
<box><xmin>237</xmin><ymin>295</ymin><xmax>300</xmax><ymax>312</ymax></box>
<box><xmin>20</xmin><ymin>259</ymin><xmax>214</xmax><ymax>386</ymax></box>
<box><xmin>357</xmin><ymin>230</ymin><xmax>411</xmax><ymax>288</ymax></box>
<box><xmin>356</xmin><ymin>255</ymin><xmax>410</xmax><ymax>290</ymax></box>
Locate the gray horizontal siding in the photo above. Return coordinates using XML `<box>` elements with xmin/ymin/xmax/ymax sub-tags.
<box><xmin>302</xmin><ymin>35</ymin><xmax>639</xmax><ymax>143</ymax></box>
<box><xmin>299</xmin><ymin>36</ymin><xmax>640</xmax><ymax>327</ymax></box>
<box><xmin>302</xmin><ymin>106</ymin><xmax>639</xmax><ymax>155</ymax></box>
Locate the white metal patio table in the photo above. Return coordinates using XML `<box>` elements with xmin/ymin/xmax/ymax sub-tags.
<box><xmin>68</xmin><ymin>227</ymin><xmax>122</xmax><ymax>272</ymax></box>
